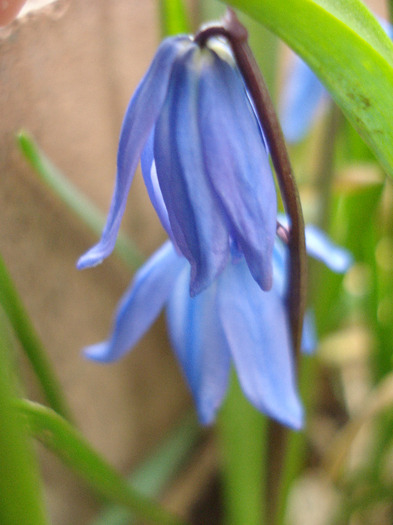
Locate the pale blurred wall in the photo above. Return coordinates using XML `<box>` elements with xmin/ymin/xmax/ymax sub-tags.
<box><xmin>0</xmin><ymin>1</ymin><xmax>191</xmax><ymax>523</ymax></box>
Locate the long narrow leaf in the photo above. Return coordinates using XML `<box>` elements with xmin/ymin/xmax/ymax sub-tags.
<box><xmin>17</xmin><ymin>399</ymin><xmax>187</xmax><ymax>525</ymax></box>
<box><xmin>225</xmin><ymin>0</ymin><xmax>393</xmax><ymax>178</ymax></box>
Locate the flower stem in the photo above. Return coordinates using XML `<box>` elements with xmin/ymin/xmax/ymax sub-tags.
<box><xmin>195</xmin><ymin>11</ymin><xmax>307</xmax><ymax>524</ymax></box>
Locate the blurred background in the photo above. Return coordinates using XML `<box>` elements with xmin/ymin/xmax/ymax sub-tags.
<box><xmin>1</xmin><ymin>0</ymin><xmax>392</xmax><ymax>524</ymax></box>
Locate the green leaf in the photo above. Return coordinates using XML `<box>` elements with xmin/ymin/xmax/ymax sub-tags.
<box><xmin>0</xmin><ymin>251</ymin><xmax>72</xmax><ymax>421</ymax></box>
<box><xmin>17</xmin><ymin>400</ymin><xmax>188</xmax><ymax>525</ymax></box>
<box><xmin>17</xmin><ymin>131</ymin><xmax>144</xmax><ymax>270</ymax></box>
<box><xmin>224</xmin><ymin>0</ymin><xmax>393</xmax><ymax>178</ymax></box>
<box><xmin>0</xmin><ymin>313</ymin><xmax>49</xmax><ymax>525</ymax></box>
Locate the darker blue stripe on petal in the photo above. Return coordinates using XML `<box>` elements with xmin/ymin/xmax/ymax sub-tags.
<box><xmin>154</xmin><ymin>47</ymin><xmax>230</xmax><ymax>295</ymax></box>
<box><xmin>198</xmin><ymin>52</ymin><xmax>276</xmax><ymax>291</ymax></box>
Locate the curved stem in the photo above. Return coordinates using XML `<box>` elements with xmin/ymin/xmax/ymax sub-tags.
<box><xmin>195</xmin><ymin>12</ymin><xmax>307</xmax><ymax>524</ymax></box>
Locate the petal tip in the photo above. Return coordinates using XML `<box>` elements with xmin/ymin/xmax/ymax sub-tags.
<box><xmin>76</xmin><ymin>249</ymin><xmax>104</xmax><ymax>270</ymax></box>
<box><xmin>83</xmin><ymin>342</ymin><xmax>114</xmax><ymax>363</ymax></box>
<box><xmin>283</xmin><ymin>399</ymin><xmax>304</xmax><ymax>430</ymax></box>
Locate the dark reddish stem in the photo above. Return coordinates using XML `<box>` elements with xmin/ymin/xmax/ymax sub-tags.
<box><xmin>195</xmin><ymin>9</ymin><xmax>307</xmax><ymax>358</ymax></box>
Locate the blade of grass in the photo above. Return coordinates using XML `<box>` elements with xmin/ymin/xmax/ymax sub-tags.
<box><xmin>17</xmin><ymin>131</ymin><xmax>144</xmax><ymax>270</ymax></box>
<box><xmin>0</xmin><ymin>251</ymin><xmax>72</xmax><ymax>421</ymax></box>
<box><xmin>0</xmin><ymin>311</ymin><xmax>49</xmax><ymax>525</ymax></box>
<box><xmin>17</xmin><ymin>399</ymin><xmax>188</xmax><ymax>525</ymax></box>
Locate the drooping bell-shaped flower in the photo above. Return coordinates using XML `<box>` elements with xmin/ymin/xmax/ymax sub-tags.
<box><xmin>280</xmin><ymin>17</ymin><xmax>393</xmax><ymax>143</ymax></box>
<box><xmin>83</xmin><ymin>226</ymin><xmax>352</xmax><ymax>429</ymax></box>
<box><xmin>77</xmin><ymin>35</ymin><xmax>277</xmax><ymax>296</ymax></box>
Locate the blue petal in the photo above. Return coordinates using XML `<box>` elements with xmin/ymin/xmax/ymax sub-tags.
<box><xmin>280</xmin><ymin>54</ymin><xmax>327</xmax><ymax>143</ymax></box>
<box><xmin>277</xmin><ymin>214</ymin><xmax>352</xmax><ymax>273</ymax></box>
<box><xmin>305</xmin><ymin>224</ymin><xmax>352</xmax><ymax>273</ymax></box>
<box><xmin>166</xmin><ymin>266</ymin><xmax>231</xmax><ymax>425</ymax></box>
<box><xmin>154</xmin><ymin>47</ymin><xmax>230</xmax><ymax>296</ymax></box>
<box><xmin>77</xmin><ymin>36</ymin><xmax>191</xmax><ymax>270</ymax></box>
<box><xmin>198</xmin><ymin>51</ymin><xmax>276</xmax><ymax>291</ymax></box>
<box><xmin>217</xmin><ymin>259</ymin><xmax>303</xmax><ymax>429</ymax></box>
<box><xmin>84</xmin><ymin>241</ymin><xmax>185</xmax><ymax>362</ymax></box>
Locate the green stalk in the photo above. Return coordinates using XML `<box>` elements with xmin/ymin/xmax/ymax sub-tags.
<box><xmin>0</xmin><ymin>251</ymin><xmax>72</xmax><ymax>421</ymax></box>
<box><xmin>159</xmin><ymin>0</ymin><xmax>190</xmax><ymax>37</ymax></box>
<box><xmin>217</xmin><ymin>374</ymin><xmax>267</xmax><ymax>525</ymax></box>
<box><xmin>17</xmin><ymin>399</ymin><xmax>188</xmax><ymax>525</ymax></box>
<box><xmin>17</xmin><ymin>131</ymin><xmax>143</xmax><ymax>270</ymax></box>
<box><xmin>0</xmin><ymin>311</ymin><xmax>49</xmax><ymax>525</ymax></box>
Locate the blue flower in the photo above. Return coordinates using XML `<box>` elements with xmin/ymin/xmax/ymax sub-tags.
<box><xmin>77</xmin><ymin>36</ymin><xmax>276</xmax><ymax>295</ymax></box>
<box><xmin>280</xmin><ymin>17</ymin><xmax>393</xmax><ymax>143</ymax></box>
<box><xmin>83</xmin><ymin>226</ymin><xmax>351</xmax><ymax>430</ymax></box>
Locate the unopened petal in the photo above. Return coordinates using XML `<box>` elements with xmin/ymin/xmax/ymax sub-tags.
<box><xmin>167</xmin><ymin>267</ymin><xmax>231</xmax><ymax>424</ymax></box>
<box><xmin>280</xmin><ymin>54</ymin><xmax>327</xmax><ymax>143</ymax></box>
<box><xmin>305</xmin><ymin>225</ymin><xmax>352</xmax><ymax>273</ymax></box>
<box><xmin>77</xmin><ymin>36</ymin><xmax>191</xmax><ymax>270</ymax></box>
<box><xmin>154</xmin><ymin>47</ymin><xmax>230</xmax><ymax>296</ymax></box>
<box><xmin>84</xmin><ymin>241</ymin><xmax>185</xmax><ymax>362</ymax></box>
<box><xmin>198</xmin><ymin>51</ymin><xmax>276</xmax><ymax>291</ymax></box>
<box><xmin>218</xmin><ymin>260</ymin><xmax>303</xmax><ymax>429</ymax></box>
